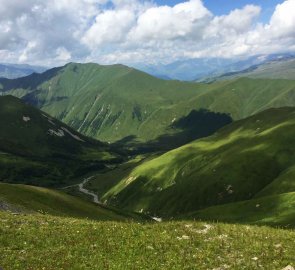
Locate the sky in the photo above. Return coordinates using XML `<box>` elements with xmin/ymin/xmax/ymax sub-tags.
<box><xmin>157</xmin><ymin>0</ymin><xmax>282</xmax><ymax>20</ymax></box>
<box><xmin>0</xmin><ymin>0</ymin><xmax>294</xmax><ymax>66</ymax></box>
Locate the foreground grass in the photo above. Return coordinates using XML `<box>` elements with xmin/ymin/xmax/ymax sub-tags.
<box><xmin>0</xmin><ymin>212</ymin><xmax>294</xmax><ymax>270</ymax></box>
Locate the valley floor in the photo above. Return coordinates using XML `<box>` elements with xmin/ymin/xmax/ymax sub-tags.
<box><xmin>0</xmin><ymin>211</ymin><xmax>294</xmax><ymax>270</ymax></box>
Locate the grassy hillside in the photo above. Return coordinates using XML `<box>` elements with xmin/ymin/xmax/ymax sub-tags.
<box><xmin>0</xmin><ymin>95</ymin><xmax>120</xmax><ymax>186</ymax></box>
<box><xmin>0</xmin><ymin>183</ymin><xmax>128</xmax><ymax>221</ymax></box>
<box><xmin>96</xmin><ymin>107</ymin><xmax>295</xmax><ymax>219</ymax></box>
<box><xmin>0</xmin><ymin>63</ymin><xmax>206</xmax><ymax>142</ymax></box>
<box><xmin>1</xmin><ymin>211</ymin><xmax>294</xmax><ymax>269</ymax></box>
<box><xmin>1</xmin><ymin>63</ymin><xmax>295</xmax><ymax>143</ymax></box>
<box><xmin>188</xmin><ymin>192</ymin><xmax>295</xmax><ymax>227</ymax></box>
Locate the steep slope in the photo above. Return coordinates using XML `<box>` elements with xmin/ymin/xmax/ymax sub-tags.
<box><xmin>1</xmin><ymin>62</ymin><xmax>295</xmax><ymax>144</ymax></box>
<box><xmin>0</xmin><ymin>96</ymin><xmax>120</xmax><ymax>187</ymax></box>
<box><xmin>0</xmin><ymin>63</ymin><xmax>208</xmax><ymax>142</ymax></box>
<box><xmin>0</xmin><ymin>183</ymin><xmax>128</xmax><ymax>221</ymax></box>
<box><xmin>99</xmin><ymin>107</ymin><xmax>295</xmax><ymax>218</ymax></box>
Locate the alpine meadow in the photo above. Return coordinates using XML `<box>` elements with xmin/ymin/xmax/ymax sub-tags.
<box><xmin>1</xmin><ymin>0</ymin><xmax>295</xmax><ymax>269</ymax></box>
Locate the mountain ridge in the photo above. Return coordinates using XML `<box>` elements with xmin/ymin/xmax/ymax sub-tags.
<box><xmin>1</xmin><ymin>62</ymin><xmax>295</xmax><ymax>145</ymax></box>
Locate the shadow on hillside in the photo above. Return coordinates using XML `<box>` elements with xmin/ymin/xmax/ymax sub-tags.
<box><xmin>112</xmin><ymin>109</ymin><xmax>232</xmax><ymax>155</ymax></box>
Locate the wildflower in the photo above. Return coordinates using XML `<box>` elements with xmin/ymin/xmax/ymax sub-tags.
<box><xmin>251</xmin><ymin>257</ymin><xmax>258</xmax><ymax>261</ymax></box>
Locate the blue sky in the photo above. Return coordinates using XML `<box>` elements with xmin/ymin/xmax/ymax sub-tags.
<box><xmin>0</xmin><ymin>0</ymin><xmax>294</xmax><ymax>66</ymax></box>
<box><xmin>155</xmin><ymin>0</ymin><xmax>284</xmax><ymax>22</ymax></box>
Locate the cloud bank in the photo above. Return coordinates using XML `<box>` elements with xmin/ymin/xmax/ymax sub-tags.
<box><xmin>0</xmin><ymin>0</ymin><xmax>294</xmax><ymax>66</ymax></box>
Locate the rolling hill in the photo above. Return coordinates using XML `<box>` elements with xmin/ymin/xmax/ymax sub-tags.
<box><xmin>1</xmin><ymin>63</ymin><xmax>295</xmax><ymax>145</ymax></box>
<box><xmin>188</xmin><ymin>191</ymin><xmax>295</xmax><ymax>227</ymax></box>
<box><xmin>93</xmin><ymin>107</ymin><xmax>295</xmax><ymax>224</ymax></box>
<box><xmin>0</xmin><ymin>183</ymin><xmax>128</xmax><ymax>221</ymax></box>
<box><xmin>0</xmin><ymin>95</ymin><xmax>120</xmax><ymax>187</ymax></box>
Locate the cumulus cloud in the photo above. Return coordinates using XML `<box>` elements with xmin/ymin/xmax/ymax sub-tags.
<box><xmin>205</xmin><ymin>5</ymin><xmax>261</xmax><ymax>39</ymax></box>
<box><xmin>0</xmin><ymin>0</ymin><xmax>294</xmax><ymax>66</ymax></box>
<box><xmin>82</xmin><ymin>9</ymin><xmax>135</xmax><ymax>47</ymax></box>
<box><xmin>267</xmin><ymin>0</ymin><xmax>295</xmax><ymax>38</ymax></box>
<box><xmin>129</xmin><ymin>0</ymin><xmax>211</xmax><ymax>41</ymax></box>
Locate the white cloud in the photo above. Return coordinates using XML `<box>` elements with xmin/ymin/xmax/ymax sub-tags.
<box><xmin>267</xmin><ymin>0</ymin><xmax>295</xmax><ymax>38</ymax></box>
<box><xmin>0</xmin><ymin>0</ymin><xmax>294</xmax><ymax>66</ymax></box>
<box><xmin>205</xmin><ymin>5</ymin><xmax>261</xmax><ymax>39</ymax></box>
<box><xmin>56</xmin><ymin>47</ymin><xmax>72</xmax><ymax>61</ymax></box>
<box><xmin>129</xmin><ymin>0</ymin><xmax>211</xmax><ymax>41</ymax></box>
<box><xmin>82</xmin><ymin>9</ymin><xmax>135</xmax><ymax>47</ymax></box>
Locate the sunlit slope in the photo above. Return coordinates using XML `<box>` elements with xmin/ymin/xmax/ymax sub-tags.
<box><xmin>1</xmin><ymin>63</ymin><xmax>295</xmax><ymax>142</ymax></box>
<box><xmin>188</xmin><ymin>191</ymin><xmax>295</xmax><ymax>227</ymax></box>
<box><xmin>0</xmin><ymin>183</ymin><xmax>127</xmax><ymax>221</ymax></box>
<box><xmin>102</xmin><ymin>107</ymin><xmax>295</xmax><ymax>216</ymax></box>
<box><xmin>0</xmin><ymin>96</ymin><xmax>119</xmax><ymax>186</ymax></box>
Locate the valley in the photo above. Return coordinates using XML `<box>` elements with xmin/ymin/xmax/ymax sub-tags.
<box><xmin>1</xmin><ymin>61</ymin><xmax>295</xmax><ymax>269</ymax></box>
<box><xmin>2</xmin><ymin>0</ymin><xmax>295</xmax><ymax>268</ymax></box>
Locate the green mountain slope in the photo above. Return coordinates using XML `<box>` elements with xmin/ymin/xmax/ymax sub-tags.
<box><xmin>1</xmin><ymin>63</ymin><xmax>294</xmax><ymax>143</ymax></box>
<box><xmin>0</xmin><ymin>183</ymin><xmax>127</xmax><ymax>221</ymax></box>
<box><xmin>97</xmin><ymin>107</ymin><xmax>295</xmax><ymax>220</ymax></box>
<box><xmin>0</xmin><ymin>95</ymin><xmax>120</xmax><ymax>187</ymax></box>
<box><xmin>188</xmin><ymin>191</ymin><xmax>295</xmax><ymax>227</ymax></box>
<box><xmin>0</xmin><ymin>63</ymin><xmax>206</xmax><ymax>142</ymax></box>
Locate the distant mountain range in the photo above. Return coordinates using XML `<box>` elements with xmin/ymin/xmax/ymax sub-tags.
<box><xmin>0</xmin><ymin>63</ymin><xmax>47</xmax><ymax>79</ymax></box>
<box><xmin>199</xmin><ymin>54</ymin><xmax>295</xmax><ymax>82</ymax></box>
<box><xmin>134</xmin><ymin>53</ymin><xmax>295</xmax><ymax>81</ymax></box>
